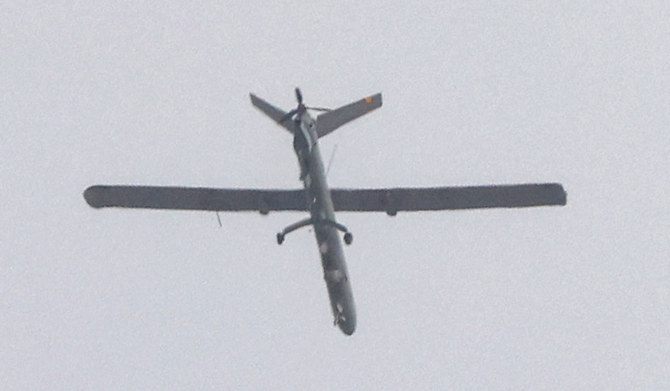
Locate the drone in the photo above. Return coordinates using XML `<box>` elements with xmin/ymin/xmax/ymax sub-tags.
<box><xmin>85</xmin><ymin>88</ymin><xmax>566</xmax><ymax>335</ymax></box>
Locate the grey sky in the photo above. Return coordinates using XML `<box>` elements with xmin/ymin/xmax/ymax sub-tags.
<box><xmin>2</xmin><ymin>2</ymin><xmax>668</xmax><ymax>389</ymax></box>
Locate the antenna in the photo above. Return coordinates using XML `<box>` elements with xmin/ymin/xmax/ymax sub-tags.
<box><xmin>326</xmin><ymin>144</ymin><xmax>338</xmax><ymax>177</ymax></box>
<box><xmin>216</xmin><ymin>211</ymin><xmax>222</xmax><ymax>228</ymax></box>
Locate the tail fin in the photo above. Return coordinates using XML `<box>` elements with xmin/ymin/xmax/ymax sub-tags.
<box><xmin>316</xmin><ymin>93</ymin><xmax>382</xmax><ymax>138</ymax></box>
<box><xmin>250</xmin><ymin>93</ymin><xmax>295</xmax><ymax>134</ymax></box>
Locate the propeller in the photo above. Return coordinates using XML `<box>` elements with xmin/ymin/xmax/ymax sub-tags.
<box><xmin>279</xmin><ymin>87</ymin><xmax>330</xmax><ymax>123</ymax></box>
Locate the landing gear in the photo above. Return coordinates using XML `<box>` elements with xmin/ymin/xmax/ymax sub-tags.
<box><xmin>276</xmin><ymin>217</ymin><xmax>313</xmax><ymax>245</ymax></box>
<box><xmin>276</xmin><ymin>217</ymin><xmax>353</xmax><ymax>245</ymax></box>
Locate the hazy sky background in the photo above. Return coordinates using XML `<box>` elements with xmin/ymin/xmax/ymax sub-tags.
<box><xmin>2</xmin><ymin>2</ymin><xmax>668</xmax><ymax>389</ymax></box>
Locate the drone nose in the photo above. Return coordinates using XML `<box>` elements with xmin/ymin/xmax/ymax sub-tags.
<box><xmin>338</xmin><ymin>315</ymin><xmax>356</xmax><ymax>335</ymax></box>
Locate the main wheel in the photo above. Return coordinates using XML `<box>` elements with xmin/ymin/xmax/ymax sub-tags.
<box><xmin>276</xmin><ymin>233</ymin><xmax>285</xmax><ymax>245</ymax></box>
<box><xmin>343</xmin><ymin>232</ymin><xmax>353</xmax><ymax>245</ymax></box>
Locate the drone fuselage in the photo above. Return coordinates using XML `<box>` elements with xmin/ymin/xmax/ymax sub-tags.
<box><xmin>294</xmin><ymin>111</ymin><xmax>356</xmax><ymax>335</ymax></box>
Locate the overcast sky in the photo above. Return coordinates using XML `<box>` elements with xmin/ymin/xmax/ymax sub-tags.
<box><xmin>2</xmin><ymin>2</ymin><xmax>668</xmax><ymax>389</ymax></box>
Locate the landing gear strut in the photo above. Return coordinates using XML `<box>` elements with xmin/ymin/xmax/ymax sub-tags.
<box><xmin>276</xmin><ymin>217</ymin><xmax>353</xmax><ymax>246</ymax></box>
<box><xmin>276</xmin><ymin>217</ymin><xmax>313</xmax><ymax>245</ymax></box>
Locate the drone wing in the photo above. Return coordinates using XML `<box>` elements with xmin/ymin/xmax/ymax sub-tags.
<box><xmin>330</xmin><ymin>183</ymin><xmax>566</xmax><ymax>214</ymax></box>
<box><xmin>85</xmin><ymin>183</ymin><xmax>566</xmax><ymax>214</ymax></box>
<box><xmin>84</xmin><ymin>185</ymin><xmax>308</xmax><ymax>213</ymax></box>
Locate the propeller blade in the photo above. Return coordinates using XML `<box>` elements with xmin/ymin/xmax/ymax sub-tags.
<box><xmin>295</xmin><ymin>87</ymin><xmax>303</xmax><ymax>104</ymax></box>
<box><xmin>307</xmin><ymin>106</ymin><xmax>331</xmax><ymax>112</ymax></box>
<box><xmin>279</xmin><ymin>109</ymin><xmax>297</xmax><ymax>123</ymax></box>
